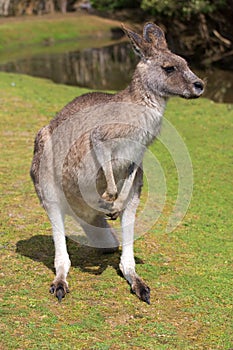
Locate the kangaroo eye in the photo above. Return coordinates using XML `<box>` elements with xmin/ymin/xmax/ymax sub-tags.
<box><xmin>163</xmin><ymin>66</ymin><xmax>175</xmax><ymax>74</ymax></box>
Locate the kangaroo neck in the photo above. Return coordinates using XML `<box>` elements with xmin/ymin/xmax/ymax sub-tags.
<box><xmin>116</xmin><ymin>74</ymin><xmax>167</xmax><ymax>113</ymax></box>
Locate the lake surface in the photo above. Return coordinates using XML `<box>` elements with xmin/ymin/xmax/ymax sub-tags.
<box><xmin>1</xmin><ymin>41</ymin><xmax>233</xmax><ymax>103</ymax></box>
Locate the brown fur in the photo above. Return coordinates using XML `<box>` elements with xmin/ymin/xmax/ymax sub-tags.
<box><xmin>30</xmin><ymin>23</ymin><xmax>204</xmax><ymax>303</ymax></box>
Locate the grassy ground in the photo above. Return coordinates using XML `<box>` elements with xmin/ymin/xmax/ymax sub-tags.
<box><xmin>0</xmin><ymin>71</ymin><xmax>232</xmax><ymax>349</ymax></box>
<box><xmin>1</xmin><ymin>12</ymin><xmax>232</xmax><ymax>350</ymax></box>
<box><xmin>0</xmin><ymin>12</ymin><xmax>122</xmax><ymax>63</ymax></box>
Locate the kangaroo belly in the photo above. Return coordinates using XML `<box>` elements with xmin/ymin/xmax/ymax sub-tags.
<box><xmin>62</xmin><ymin>138</ymin><xmax>140</xmax><ymax>213</ymax></box>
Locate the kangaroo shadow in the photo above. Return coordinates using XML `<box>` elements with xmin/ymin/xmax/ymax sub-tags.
<box><xmin>16</xmin><ymin>235</ymin><xmax>144</xmax><ymax>277</ymax></box>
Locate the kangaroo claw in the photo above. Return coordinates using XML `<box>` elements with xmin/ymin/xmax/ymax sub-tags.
<box><xmin>131</xmin><ymin>277</ymin><xmax>151</xmax><ymax>304</ymax></box>
<box><xmin>50</xmin><ymin>281</ymin><xmax>69</xmax><ymax>302</ymax></box>
<box><xmin>106</xmin><ymin>211</ymin><xmax>121</xmax><ymax>220</ymax></box>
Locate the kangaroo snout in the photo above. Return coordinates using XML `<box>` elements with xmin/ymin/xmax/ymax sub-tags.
<box><xmin>193</xmin><ymin>80</ymin><xmax>205</xmax><ymax>96</ymax></box>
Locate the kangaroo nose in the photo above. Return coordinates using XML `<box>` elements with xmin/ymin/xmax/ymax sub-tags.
<box><xmin>193</xmin><ymin>81</ymin><xmax>204</xmax><ymax>93</ymax></box>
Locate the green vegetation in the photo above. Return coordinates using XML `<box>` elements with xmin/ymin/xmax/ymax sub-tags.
<box><xmin>140</xmin><ymin>0</ymin><xmax>227</xmax><ymax>18</ymax></box>
<box><xmin>0</xmin><ymin>13</ymin><xmax>120</xmax><ymax>62</ymax></box>
<box><xmin>90</xmin><ymin>0</ymin><xmax>140</xmax><ymax>11</ymax></box>
<box><xmin>90</xmin><ymin>0</ymin><xmax>228</xmax><ymax>18</ymax></box>
<box><xmin>0</xmin><ymin>71</ymin><xmax>232</xmax><ymax>349</ymax></box>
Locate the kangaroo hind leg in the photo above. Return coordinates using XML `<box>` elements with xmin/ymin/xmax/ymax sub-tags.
<box><xmin>119</xmin><ymin>167</ymin><xmax>150</xmax><ymax>304</ymax></box>
<box><xmin>48</xmin><ymin>206</ymin><xmax>71</xmax><ymax>301</ymax></box>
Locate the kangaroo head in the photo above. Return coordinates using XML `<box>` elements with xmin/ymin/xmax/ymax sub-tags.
<box><xmin>122</xmin><ymin>22</ymin><xmax>204</xmax><ymax>99</ymax></box>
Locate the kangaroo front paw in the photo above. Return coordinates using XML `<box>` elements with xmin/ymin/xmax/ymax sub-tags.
<box><xmin>101</xmin><ymin>190</ymin><xmax>118</xmax><ymax>202</ymax></box>
<box><xmin>131</xmin><ymin>277</ymin><xmax>150</xmax><ymax>304</ymax></box>
<box><xmin>50</xmin><ymin>280</ymin><xmax>69</xmax><ymax>302</ymax></box>
<box><xmin>98</xmin><ymin>197</ymin><xmax>114</xmax><ymax>211</ymax></box>
<box><xmin>99</xmin><ymin>197</ymin><xmax>122</xmax><ymax>219</ymax></box>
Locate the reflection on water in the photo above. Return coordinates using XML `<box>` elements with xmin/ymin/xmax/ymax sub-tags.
<box><xmin>0</xmin><ymin>42</ymin><xmax>232</xmax><ymax>103</ymax></box>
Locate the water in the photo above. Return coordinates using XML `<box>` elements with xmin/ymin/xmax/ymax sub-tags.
<box><xmin>0</xmin><ymin>41</ymin><xmax>232</xmax><ymax>103</ymax></box>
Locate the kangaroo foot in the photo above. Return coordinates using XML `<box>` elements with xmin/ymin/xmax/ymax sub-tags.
<box><xmin>50</xmin><ymin>280</ymin><xmax>69</xmax><ymax>302</ymax></box>
<box><xmin>131</xmin><ymin>276</ymin><xmax>150</xmax><ymax>304</ymax></box>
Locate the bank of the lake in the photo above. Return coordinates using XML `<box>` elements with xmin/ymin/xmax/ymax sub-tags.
<box><xmin>0</xmin><ymin>13</ymin><xmax>232</xmax><ymax>103</ymax></box>
<box><xmin>0</xmin><ymin>12</ymin><xmax>121</xmax><ymax>57</ymax></box>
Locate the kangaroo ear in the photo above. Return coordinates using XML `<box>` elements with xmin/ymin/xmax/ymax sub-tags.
<box><xmin>121</xmin><ymin>24</ymin><xmax>147</xmax><ymax>59</ymax></box>
<box><xmin>143</xmin><ymin>23</ymin><xmax>168</xmax><ymax>50</ymax></box>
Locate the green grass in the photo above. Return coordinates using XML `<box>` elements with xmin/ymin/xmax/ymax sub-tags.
<box><xmin>0</xmin><ymin>13</ymin><xmax>121</xmax><ymax>63</ymax></box>
<box><xmin>0</xmin><ymin>71</ymin><xmax>232</xmax><ymax>349</ymax></box>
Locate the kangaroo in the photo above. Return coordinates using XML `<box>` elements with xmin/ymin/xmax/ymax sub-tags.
<box><xmin>30</xmin><ymin>23</ymin><xmax>204</xmax><ymax>304</ymax></box>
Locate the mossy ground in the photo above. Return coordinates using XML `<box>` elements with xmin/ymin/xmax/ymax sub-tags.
<box><xmin>0</xmin><ymin>71</ymin><xmax>232</xmax><ymax>349</ymax></box>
